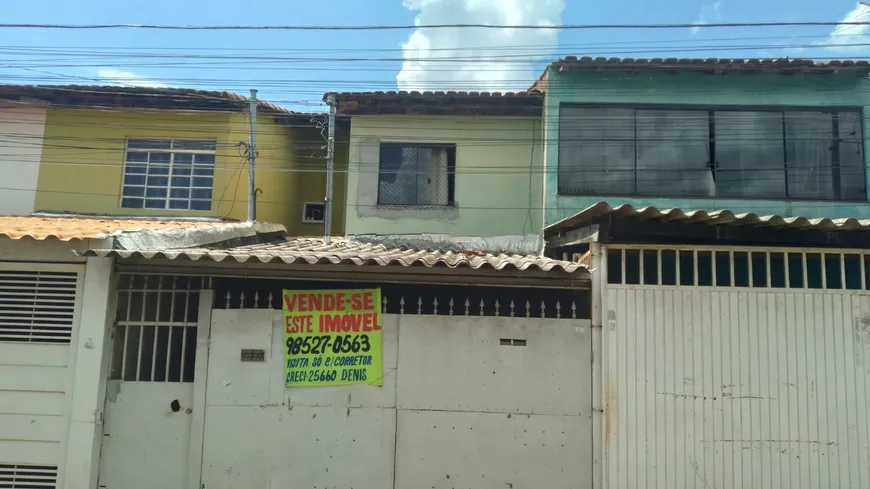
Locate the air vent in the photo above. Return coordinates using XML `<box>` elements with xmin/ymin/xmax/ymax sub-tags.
<box><xmin>0</xmin><ymin>269</ymin><xmax>79</xmax><ymax>344</ymax></box>
<box><xmin>0</xmin><ymin>463</ymin><xmax>58</xmax><ymax>489</ymax></box>
<box><xmin>500</xmin><ymin>338</ymin><xmax>527</xmax><ymax>347</ymax></box>
<box><xmin>302</xmin><ymin>202</ymin><xmax>325</xmax><ymax>223</ymax></box>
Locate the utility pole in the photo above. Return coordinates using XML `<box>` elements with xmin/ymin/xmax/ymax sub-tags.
<box><xmin>247</xmin><ymin>89</ymin><xmax>258</xmax><ymax>222</ymax></box>
<box><xmin>323</xmin><ymin>93</ymin><xmax>336</xmax><ymax>244</ymax></box>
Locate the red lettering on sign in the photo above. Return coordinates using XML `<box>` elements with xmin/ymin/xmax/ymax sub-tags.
<box><xmin>323</xmin><ymin>293</ymin><xmax>336</xmax><ymax>311</ymax></box>
<box><xmin>336</xmin><ymin>293</ymin><xmax>346</xmax><ymax>311</ymax></box>
<box><xmin>309</xmin><ymin>294</ymin><xmax>322</xmax><ymax>311</ymax></box>
<box><xmin>283</xmin><ymin>293</ymin><xmax>297</xmax><ymax>312</ymax></box>
<box><xmin>340</xmin><ymin>313</ymin><xmax>364</xmax><ymax>332</ymax></box>
<box><xmin>362</xmin><ymin>292</ymin><xmax>374</xmax><ymax>311</ymax></box>
<box><xmin>321</xmin><ymin>314</ymin><xmax>341</xmax><ymax>333</ymax></box>
<box><xmin>285</xmin><ymin>315</ymin><xmax>313</xmax><ymax>334</ymax></box>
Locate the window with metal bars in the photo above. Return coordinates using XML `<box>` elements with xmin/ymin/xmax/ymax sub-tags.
<box><xmin>110</xmin><ymin>276</ymin><xmax>202</xmax><ymax>382</ymax></box>
<box><xmin>121</xmin><ymin>139</ymin><xmax>216</xmax><ymax>211</ymax></box>
<box><xmin>377</xmin><ymin>143</ymin><xmax>456</xmax><ymax>206</ymax></box>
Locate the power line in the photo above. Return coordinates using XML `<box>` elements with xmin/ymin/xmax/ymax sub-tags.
<box><xmin>0</xmin><ymin>21</ymin><xmax>869</xmax><ymax>31</ymax></box>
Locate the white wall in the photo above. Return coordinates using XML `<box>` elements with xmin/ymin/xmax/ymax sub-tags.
<box><xmin>0</xmin><ymin>106</ymin><xmax>46</xmax><ymax>215</ymax></box>
<box><xmin>0</xmin><ymin>343</ymin><xmax>71</xmax><ymax>465</ymax></box>
<box><xmin>201</xmin><ymin>310</ymin><xmax>593</xmax><ymax>489</ymax></box>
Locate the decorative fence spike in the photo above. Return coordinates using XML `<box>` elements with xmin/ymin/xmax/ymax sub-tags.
<box><xmin>556</xmin><ymin>301</ymin><xmax>561</xmax><ymax>319</ymax></box>
<box><xmin>479</xmin><ymin>299</ymin><xmax>485</xmax><ymax>316</ymax></box>
<box><xmin>525</xmin><ymin>300</ymin><xmax>531</xmax><ymax>318</ymax></box>
<box><xmin>464</xmin><ymin>299</ymin><xmax>470</xmax><ymax>316</ymax></box>
<box><xmin>433</xmin><ymin>297</ymin><xmax>439</xmax><ymax>315</ymax></box>
<box><xmin>509</xmin><ymin>300</ymin><xmax>515</xmax><ymax>318</ymax></box>
<box><xmin>399</xmin><ymin>296</ymin><xmax>405</xmax><ymax>315</ymax></box>
<box><xmin>448</xmin><ymin>298</ymin><xmax>454</xmax><ymax>316</ymax></box>
<box><xmin>417</xmin><ymin>297</ymin><xmax>423</xmax><ymax>315</ymax></box>
<box><xmin>239</xmin><ymin>291</ymin><xmax>246</xmax><ymax>309</ymax></box>
<box><xmin>571</xmin><ymin>301</ymin><xmax>577</xmax><ymax>319</ymax></box>
<box><xmin>382</xmin><ymin>296</ymin><xmax>388</xmax><ymax>313</ymax></box>
<box><xmin>540</xmin><ymin>301</ymin><xmax>546</xmax><ymax>318</ymax></box>
<box><xmin>254</xmin><ymin>291</ymin><xmax>260</xmax><ymax>308</ymax></box>
<box><xmin>225</xmin><ymin>291</ymin><xmax>231</xmax><ymax>309</ymax></box>
<box><xmin>495</xmin><ymin>299</ymin><xmax>500</xmax><ymax>317</ymax></box>
<box><xmin>268</xmin><ymin>292</ymin><xmax>274</xmax><ymax>309</ymax></box>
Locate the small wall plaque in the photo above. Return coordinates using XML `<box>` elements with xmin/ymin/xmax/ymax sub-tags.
<box><xmin>240</xmin><ymin>349</ymin><xmax>266</xmax><ymax>362</ymax></box>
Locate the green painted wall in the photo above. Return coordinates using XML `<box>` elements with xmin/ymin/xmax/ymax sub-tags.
<box><xmin>542</xmin><ymin>69</ymin><xmax>870</xmax><ymax>225</ymax></box>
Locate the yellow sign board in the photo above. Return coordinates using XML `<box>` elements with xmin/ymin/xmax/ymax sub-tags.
<box><xmin>282</xmin><ymin>288</ymin><xmax>383</xmax><ymax>387</ymax></box>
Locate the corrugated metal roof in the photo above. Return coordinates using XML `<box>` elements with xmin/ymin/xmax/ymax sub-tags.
<box><xmin>530</xmin><ymin>56</ymin><xmax>870</xmax><ymax>90</ymax></box>
<box><xmin>83</xmin><ymin>237</ymin><xmax>587</xmax><ymax>274</ymax></box>
<box><xmin>0</xmin><ymin>215</ymin><xmax>233</xmax><ymax>241</ymax></box>
<box><xmin>544</xmin><ymin>202</ymin><xmax>870</xmax><ymax>236</ymax></box>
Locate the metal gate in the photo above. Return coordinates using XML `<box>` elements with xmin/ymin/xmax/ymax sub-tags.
<box><xmin>97</xmin><ymin>276</ymin><xmax>206</xmax><ymax>489</ymax></box>
<box><xmin>602</xmin><ymin>245</ymin><xmax>870</xmax><ymax>489</ymax></box>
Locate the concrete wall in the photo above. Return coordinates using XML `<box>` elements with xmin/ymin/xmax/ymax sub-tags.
<box><xmin>543</xmin><ymin>70</ymin><xmax>870</xmax><ymax>225</ymax></box>
<box><xmin>345</xmin><ymin>116</ymin><xmax>543</xmax><ymax>238</ymax></box>
<box><xmin>201</xmin><ymin>310</ymin><xmax>592</xmax><ymax>489</ymax></box>
<box><xmin>33</xmin><ymin>108</ymin><xmax>326</xmax><ymax>233</ymax></box>
<box><xmin>0</xmin><ymin>106</ymin><xmax>46</xmax><ymax>214</ymax></box>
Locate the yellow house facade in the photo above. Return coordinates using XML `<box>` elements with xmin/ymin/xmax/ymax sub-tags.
<box><xmin>2</xmin><ymin>85</ymin><xmax>346</xmax><ymax>236</ymax></box>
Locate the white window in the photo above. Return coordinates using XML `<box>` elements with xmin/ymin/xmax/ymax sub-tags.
<box><xmin>121</xmin><ymin>139</ymin><xmax>217</xmax><ymax>211</ymax></box>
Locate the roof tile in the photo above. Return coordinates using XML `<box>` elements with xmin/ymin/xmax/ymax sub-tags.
<box><xmin>0</xmin><ymin>215</ymin><xmax>230</xmax><ymax>241</ymax></box>
<box><xmin>83</xmin><ymin>237</ymin><xmax>587</xmax><ymax>274</ymax></box>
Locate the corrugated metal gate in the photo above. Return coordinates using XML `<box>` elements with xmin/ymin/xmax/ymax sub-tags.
<box><xmin>602</xmin><ymin>245</ymin><xmax>870</xmax><ymax>489</ymax></box>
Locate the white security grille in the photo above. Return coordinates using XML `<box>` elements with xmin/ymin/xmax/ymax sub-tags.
<box><xmin>111</xmin><ymin>275</ymin><xmax>203</xmax><ymax>382</ymax></box>
<box><xmin>0</xmin><ymin>266</ymin><xmax>80</xmax><ymax>344</ymax></box>
<box><xmin>607</xmin><ymin>245</ymin><xmax>870</xmax><ymax>292</ymax></box>
<box><xmin>0</xmin><ymin>464</ymin><xmax>58</xmax><ymax>489</ymax></box>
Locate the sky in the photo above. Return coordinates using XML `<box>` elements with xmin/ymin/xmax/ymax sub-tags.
<box><xmin>0</xmin><ymin>0</ymin><xmax>867</xmax><ymax>112</ymax></box>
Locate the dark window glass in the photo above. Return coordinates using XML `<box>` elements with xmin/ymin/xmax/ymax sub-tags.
<box><xmin>635</xmin><ymin>110</ymin><xmax>712</xmax><ymax>197</ymax></box>
<box><xmin>377</xmin><ymin>144</ymin><xmax>456</xmax><ymax>206</ymax></box>
<box><xmin>785</xmin><ymin>111</ymin><xmax>836</xmax><ymax>200</ymax></box>
<box><xmin>558</xmin><ymin>107</ymin><xmax>635</xmax><ymax>195</ymax></box>
<box><xmin>714</xmin><ymin>111</ymin><xmax>786</xmax><ymax>198</ymax></box>
<box><xmin>556</xmin><ymin>107</ymin><xmax>865</xmax><ymax>201</ymax></box>
<box><xmin>837</xmin><ymin>111</ymin><xmax>867</xmax><ymax>201</ymax></box>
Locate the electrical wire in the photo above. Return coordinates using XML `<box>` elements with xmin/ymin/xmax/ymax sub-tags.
<box><xmin>1</xmin><ymin>21</ymin><xmax>870</xmax><ymax>30</ymax></box>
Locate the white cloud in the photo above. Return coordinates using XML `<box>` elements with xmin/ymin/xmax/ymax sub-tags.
<box><xmin>396</xmin><ymin>0</ymin><xmax>565</xmax><ymax>92</ymax></box>
<box><xmin>825</xmin><ymin>3</ymin><xmax>870</xmax><ymax>51</ymax></box>
<box><xmin>96</xmin><ymin>68</ymin><xmax>166</xmax><ymax>88</ymax></box>
<box><xmin>691</xmin><ymin>0</ymin><xmax>723</xmax><ymax>36</ymax></box>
